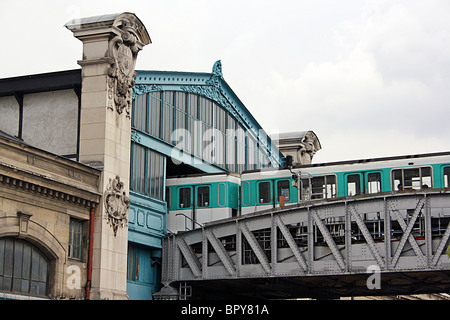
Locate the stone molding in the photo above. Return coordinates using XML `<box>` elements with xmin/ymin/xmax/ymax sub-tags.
<box><xmin>104</xmin><ymin>175</ymin><xmax>130</xmax><ymax>236</ymax></box>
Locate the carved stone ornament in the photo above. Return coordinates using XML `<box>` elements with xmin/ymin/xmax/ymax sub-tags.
<box><xmin>181</xmin><ymin>60</ymin><xmax>243</xmax><ymax>123</ymax></box>
<box><xmin>107</xmin><ymin>20</ymin><xmax>142</xmax><ymax>118</ymax></box>
<box><xmin>104</xmin><ymin>175</ymin><xmax>130</xmax><ymax>236</ymax></box>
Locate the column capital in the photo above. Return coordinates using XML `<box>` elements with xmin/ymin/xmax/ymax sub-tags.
<box><xmin>66</xmin><ymin>12</ymin><xmax>151</xmax><ymax>118</ymax></box>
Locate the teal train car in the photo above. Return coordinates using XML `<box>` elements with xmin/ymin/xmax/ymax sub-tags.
<box><xmin>166</xmin><ymin>151</ymin><xmax>450</xmax><ymax>232</ymax></box>
<box><xmin>240</xmin><ymin>151</ymin><xmax>450</xmax><ymax>215</ymax></box>
<box><xmin>166</xmin><ymin>172</ymin><xmax>240</xmax><ymax>233</ymax></box>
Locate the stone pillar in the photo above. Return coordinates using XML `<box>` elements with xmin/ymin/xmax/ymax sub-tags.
<box><xmin>272</xmin><ymin>131</ymin><xmax>322</xmax><ymax>165</ymax></box>
<box><xmin>65</xmin><ymin>13</ymin><xmax>150</xmax><ymax>300</ymax></box>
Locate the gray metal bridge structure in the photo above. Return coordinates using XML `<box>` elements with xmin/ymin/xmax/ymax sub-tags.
<box><xmin>156</xmin><ymin>190</ymin><xmax>450</xmax><ymax>299</ymax></box>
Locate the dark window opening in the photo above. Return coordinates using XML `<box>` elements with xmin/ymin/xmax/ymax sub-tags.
<box><xmin>277</xmin><ymin>180</ymin><xmax>290</xmax><ymax>201</ymax></box>
<box><xmin>0</xmin><ymin>238</ymin><xmax>49</xmax><ymax>297</ymax></box>
<box><xmin>197</xmin><ymin>186</ymin><xmax>210</xmax><ymax>207</ymax></box>
<box><xmin>179</xmin><ymin>187</ymin><xmax>191</xmax><ymax>208</ymax></box>
<box><xmin>258</xmin><ymin>182</ymin><xmax>271</xmax><ymax>204</ymax></box>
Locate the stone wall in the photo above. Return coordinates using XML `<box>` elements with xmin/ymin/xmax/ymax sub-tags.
<box><xmin>0</xmin><ymin>133</ymin><xmax>101</xmax><ymax>299</ymax></box>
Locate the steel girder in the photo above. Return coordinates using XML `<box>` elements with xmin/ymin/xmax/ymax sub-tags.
<box><xmin>161</xmin><ymin>191</ymin><xmax>450</xmax><ymax>292</ymax></box>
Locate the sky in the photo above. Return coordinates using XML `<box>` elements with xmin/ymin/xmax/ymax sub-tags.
<box><xmin>1</xmin><ymin>0</ymin><xmax>450</xmax><ymax>163</ymax></box>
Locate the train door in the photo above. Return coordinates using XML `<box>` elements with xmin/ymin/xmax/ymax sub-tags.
<box><xmin>178</xmin><ymin>186</ymin><xmax>194</xmax><ymax>230</ymax></box>
<box><xmin>345</xmin><ymin>173</ymin><xmax>363</xmax><ymax>196</ymax></box>
<box><xmin>178</xmin><ymin>185</ymin><xmax>211</xmax><ymax>229</ymax></box>
<box><xmin>195</xmin><ymin>185</ymin><xmax>212</xmax><ymax>226</ymax></box>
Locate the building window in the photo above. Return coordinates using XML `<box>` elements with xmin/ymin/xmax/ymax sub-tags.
<box><xmin>127</xmin><ymin>243</ymin><xmax>160</xmax><ymax>286</ymax></box>
<box><xmin>197</xmin><ymin>186</ymin><xmax>210</xmax><ymax>207</ymax></box>
<box><xmin>132</xmin><ymin>90</ymin><xmax>281</xmax><ymax>174</ymax></box>
<box><xmin>131</xmin><ymin>143</ymin><xmax>166</xmax><ymax>201</ymax></box>
<box><xmin>179</xmin><ymin>187</ymin><xmax>191</xmax><ymax>208</ymax></box>
<box><xmin>69</xmin><ymin>219</ymin><xmax>83</xmax><ymax>260</ymax></box>
<box><xmin>0</xmin><ymin>238</ymin><xmax>49</xmax><ymax>297</ymax></box>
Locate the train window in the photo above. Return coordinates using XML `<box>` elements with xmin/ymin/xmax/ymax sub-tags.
<box><xmin>301</xmin><ymin>175</ymin><xmax>336</xmax><ymax>200</ymax></box>
<box><xmin>277</xmin><ymin>180</ymin><xmax>290</xmax><ymax>201</ymax></box>
<box><xmin>392</xmin><ymin>167</ymin><xmax>432</xmax><ymax>191</ymax></box>
<box><xmin>347</xmin><ymin>174</ymin><xmax>361</xmax><ymax>196</ymax></box>
<box><xmin>300</xmin><ymin>178</ymin><xmax>310</xmax><ymax>201</ymax></box>
<box><xmin>258</xmin><ymin>182</ymin><xmax>271</xmax><ymax>204</ymax></box>
<box><xmin>197</xmin><ymin>186</ymin><xmax>210</xmax><ymax>207</ymax></box>
<box><xmin>179</xmin><ymin>187</ymin><xmax>191</xmax><ymax>208</ymax></box>
<box><xmin>444</xmin><ymin>167</ymin><xmax>450</xmax><ymax>188</ymax></box>
<box><xmin>368</xmin><ymin>173</ymin><xmax>381</xmax><ymax>194</ymax></box>
<box><xmin>311</xmin><ymin>177</ymin><xmax>326</xmax><ymax>199</ymax></box>
<box><xmin>325</xmin><ymin>175</ymin><xmax>336</xmax><ymax>198</ymax></box>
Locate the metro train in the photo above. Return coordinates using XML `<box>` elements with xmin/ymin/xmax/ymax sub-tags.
<box><xmin>166</xmin><ymin>151</ymin><xmax>450</xmax><ymax>233</ymax></box>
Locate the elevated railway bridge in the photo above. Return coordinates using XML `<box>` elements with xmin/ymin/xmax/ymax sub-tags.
<box><xmin>156</xmin><ymin>190</ymin><xmax>450</xmax><ymax>299</ymax></box>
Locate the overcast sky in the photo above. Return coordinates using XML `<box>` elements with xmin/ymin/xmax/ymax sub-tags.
<box><xmin>1</xmin><ymin>0</ymin><xmax>449</xmax><ymax>163</ymax></box>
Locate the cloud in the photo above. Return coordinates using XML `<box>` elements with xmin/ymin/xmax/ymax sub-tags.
<box><xmin>237</xmin><ymin>0</ymin><xmax>450</xmax><ymax>162</ymax></box>
<box><xmin>1</xmin><ymin>0</ymin><xmax>449</xmax><ymax>163</ymax></box>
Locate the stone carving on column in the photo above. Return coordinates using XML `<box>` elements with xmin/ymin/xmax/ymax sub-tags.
<box><xmin>104</xmin><ymin>175</ymin><xmax>130</xmax><ymax>236</ymax></box>
<box><xmin>298</xmin><ymin>131</ymin><xmax>319</xmax><ymax>165</ymax></box>
<box><xmin>107</xmin><ymin>19</ymin><xmax>142</xmax><ymax>118</ymax></box>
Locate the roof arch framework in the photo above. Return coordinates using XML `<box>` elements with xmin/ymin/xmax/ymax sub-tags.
<box><xmin>132</xmin><ymin>60</ymin><xmax>284</xmax><ymax>174</ymax></box>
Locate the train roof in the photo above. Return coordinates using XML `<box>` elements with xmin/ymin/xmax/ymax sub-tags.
<box><xmin>166</xmin><ymin>171</ymin><xmax>240</xmax><ymax>180</ymax></box>
<box><xmin>242</xmin><ymin>150</ymin><xmax>450</xmax><ymax>175</ymax></box>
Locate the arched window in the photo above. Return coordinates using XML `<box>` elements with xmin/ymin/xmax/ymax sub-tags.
<box><xmin>0</xmin><ymin>238</ymin><xmax>49</xmax><ymax>298</ymax></box>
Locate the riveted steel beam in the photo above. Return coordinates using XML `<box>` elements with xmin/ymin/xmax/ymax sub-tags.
<box><xmin>240</xmin><ymin>222</ymin><xmax>272</xmax><ymax>274</ymax></box>
<box><xmin>177</xmin><ymin>236</ymin><xmax>202</xmax><ymax>278</ymax></box>
<box><xmin>349</xmin><ymin>204</ymin><xmax>385</xmax><ymax>269</ymax></box>
<box><xmin>204</xmin><ymin>229</ymin><xmax>236</xmax><ymax>276</ymax></box>
<box><xmin>311</xmin><ymin>209</ymin><xmax>346</xmax><ymax>270</ymax></box>
<box><xmin>274</xmin><ymin>215</ymin><xmax>308</xmax><ymax>272</ymax></box>
<box><xmin>391</xmin><ymin>207</ymin><xmax>426</xmax><ymax>264</ymax></box>
<box><xmin>432</xmin><ymin>218</ymin><xmax>450</xmax><ymax>266</ymax></box>
<box><xmin>391</xmin><ymin>196</ymin><xmax>426</xmax><ymax>267</ymax></box>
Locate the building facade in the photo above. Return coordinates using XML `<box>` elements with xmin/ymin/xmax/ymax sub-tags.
<box><xmin>0</xmin><ymin>12</ymin><xmax>151</xmax><ymax>300</ymax></box>
<box><xmin>0</xmin><ymin>12</ymin><xmax>283</xmax><ymax>300</ymax></box>
<box><xmin>126</xmin><ymin>62</ymin><xmax>284</xmax><ymax>299</ymax></box>
<box><xmin>0</xmin><ymin>130</ymin><xmax>101</xmax><ymax>299</ymax></box>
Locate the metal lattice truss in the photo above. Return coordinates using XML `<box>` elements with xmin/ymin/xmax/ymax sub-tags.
<box><xmin>161</xmin><ymin>191</ymin><xmax>450</xmax><ymax>288</ymax></box>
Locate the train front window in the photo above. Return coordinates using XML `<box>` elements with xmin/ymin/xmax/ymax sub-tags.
<box><xmin>197</xmin><ymin>186</ymin><xmax>210</xmax><ymax>207</ymax></box>
<box><xmin>258</xmin><ymin>182</ymin><xmax>271</xmax><ymax>204</ymax></box>
<box><xmin>179</xmin><ymin>187</ymin><xmax>191</xmax><ymax>208</ymax></box>
<box><xmin>277</xmin><ymin>180</ymin><xmax>290</xmax><ymax>201</ymax></box>
<box><xmin>368</xmin><ymin>173</ymin><xmax>381</xmax><ymax>194</ymax></box>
